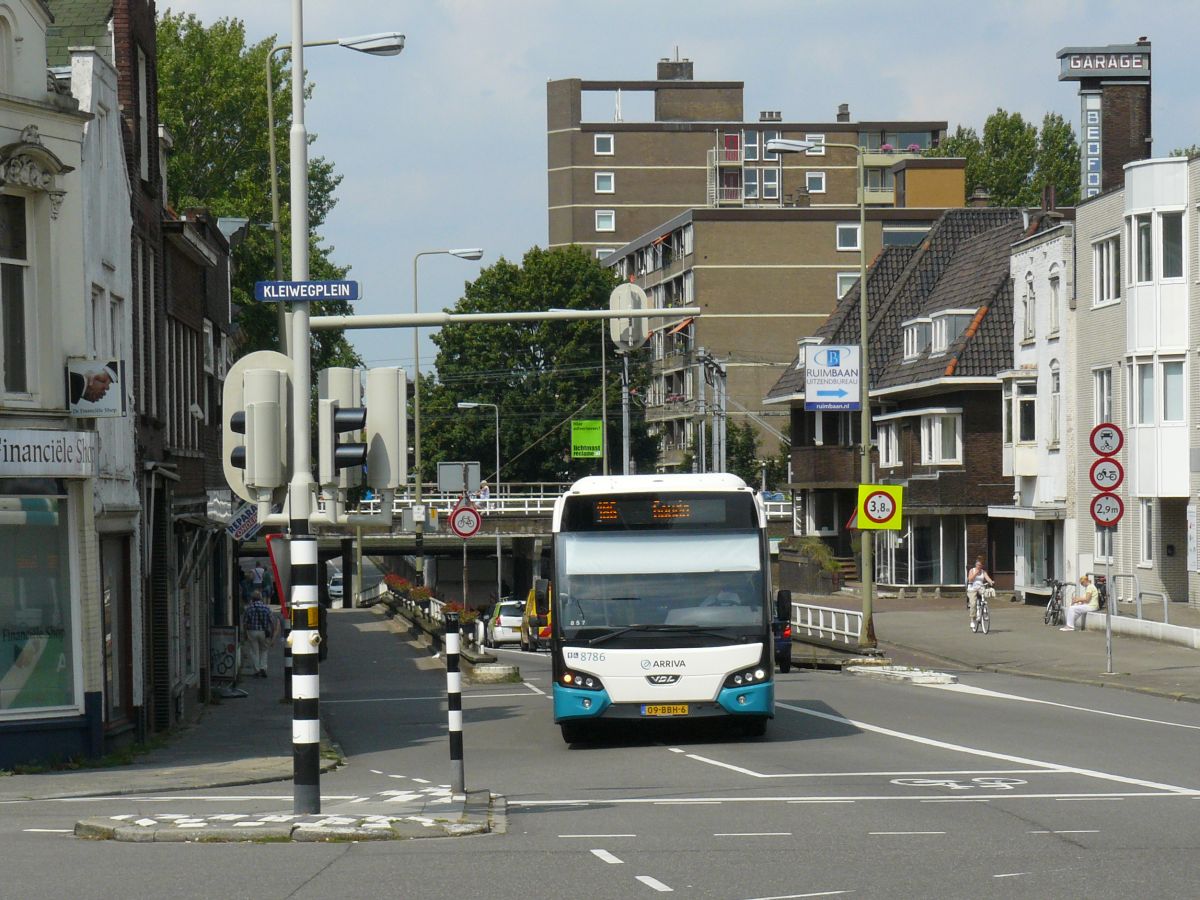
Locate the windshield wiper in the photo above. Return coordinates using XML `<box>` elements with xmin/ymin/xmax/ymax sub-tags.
<box><xmin>588</xmin><ymin>624</ymin><xmax>746</xmax><ymax>647</ymax></box>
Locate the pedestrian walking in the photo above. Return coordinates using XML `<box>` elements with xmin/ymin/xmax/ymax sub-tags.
<box><xmin>242</xmin><ymin>590</ymin><xmax>275</xmax><ymax>678</ymax></box>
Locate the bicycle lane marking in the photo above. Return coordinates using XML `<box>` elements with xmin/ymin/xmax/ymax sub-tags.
<box><xmin>777</xmin><ymin>702</ymin><xmax>1199</xmax><ymax>795</ymax></box>
<box><xmin>920</xmin><ymin>682</ymin><xmax>1200</xmax><ymax>731</ymax></box>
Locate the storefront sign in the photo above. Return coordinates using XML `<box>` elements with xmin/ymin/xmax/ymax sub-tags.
<box><xmin>0</xmin><ymin>429</ymin><xmax>97</xmax><ymax>478</ymax></box>
<box><xmin>66</xmin><ymin>358</ymin><xmax>127</xmax><ymax>417</ymax></box>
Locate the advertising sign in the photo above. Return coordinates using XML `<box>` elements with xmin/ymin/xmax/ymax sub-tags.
<box><xmin>805</xmin><ymin>345</ymin><xmax>860</xmax><ymax>411</ymax></box>
<box><xmin>226</xmin><ymin>502</ymin><xmax>263</xmax><ymax>542</ymax></box>
<box><xmin>0</xmin><ymin>429</ymin><xmax>97</xmax><ymax>478</ymax></box>
<box><xmin>66</xmin><ymin>358</ymin><xmax>126</xmax><ymax>417</ymax></box>
<box><xmin>571</xmin><ymin>419</ymin><xmax>603</xmax><ymax>458</ymax></box>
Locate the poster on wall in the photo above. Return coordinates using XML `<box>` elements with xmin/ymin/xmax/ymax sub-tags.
<box><xmin>65</xmin><ymin>358</ymin><xmax>126</xmax><ymax>417</ymax></box>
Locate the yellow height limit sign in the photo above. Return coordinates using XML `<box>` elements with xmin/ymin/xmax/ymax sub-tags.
<box><xmin>856</xmin><ymin>484</ymin><xmax>903</xmax><ymax>530</ymax></box>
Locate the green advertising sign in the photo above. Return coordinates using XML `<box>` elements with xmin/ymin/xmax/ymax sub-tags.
<box><xmin>571</xmin><ymin>419</ymin><xmax>603</xmax><ymax>458</ymax></box>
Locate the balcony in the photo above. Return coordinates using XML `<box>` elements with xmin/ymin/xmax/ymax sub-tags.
<box><xmin>859</xmin><ymin>187</ymin><xmax>895</xmax><ymax>205</ymax></box>
<box><xmin>709</xmin><ymin>147</ymin><xmax>743</xmax><ymax>167</ymax></box>
<box><xmin>861</xmin><ymin>149</ymin><xmax>924</xmax><ymax>169</ymax></box>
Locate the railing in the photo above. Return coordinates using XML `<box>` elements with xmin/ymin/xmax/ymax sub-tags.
<box><xmin>790</xmin><ymin>601</ymin><xmax>863</xmax><ymax>650</ymax></box>
<box><xmin>355</xmin><ymin>580</ymin><xmax>387</xmax><ymax>608</ymax></box>
<box><xmin>1138</xmin><ymin>590</ymin><xmax>1170</xmax><ymax>625</ymax></box>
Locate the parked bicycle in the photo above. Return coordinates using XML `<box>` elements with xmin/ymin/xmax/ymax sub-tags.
<box><xmin>1044</xmin><ymin>578</ymin><xmax>1069</xmax><ymax>626</ymax></box>
<box><xmin>970</xmin><ymin>585</ymin><xmax>993</xmax><ymax>634</ymax></box>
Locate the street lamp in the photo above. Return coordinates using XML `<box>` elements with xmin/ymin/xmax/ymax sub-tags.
<box><xmin>265</xmin><ymin>30</ymin><xmax>405</xmax><ymax>351</ymax></box>
<box><xmin>767</xmin><ymin>136</ymin><xmax>875</xmax><ymax>650</ymax></box>
<box><xmin>412</xmin><ymin>249</ymin><xmax>484</xmax><ymax>585</ymax></box>
<box><xmin>458</xmin><ymin>401</ymin><xmax>502</xmax><ymax>605</ymax></box>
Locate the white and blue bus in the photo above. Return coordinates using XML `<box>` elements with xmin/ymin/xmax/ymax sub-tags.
<box><xmin>548</xmin><ymin>473</ymin><xmax>775</xmax><ymax>742</ymax></box>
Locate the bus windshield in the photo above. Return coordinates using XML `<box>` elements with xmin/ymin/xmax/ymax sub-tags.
<box><xmin>556</xmin><ymin>531</ymin><xmax>765</xmax><ymax>638</ymax></box>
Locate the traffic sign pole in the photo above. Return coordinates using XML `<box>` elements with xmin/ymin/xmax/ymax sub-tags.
<box><xmin>1088</xmin><ymin>422</ymin><xmax>1123</xmax><ymax>677</ymax></box>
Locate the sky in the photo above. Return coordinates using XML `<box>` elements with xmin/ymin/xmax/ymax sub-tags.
<box><xmin>167</xmin><ymin>0</ymin><xmax>1200</xmax><ymax>373</ymax></box>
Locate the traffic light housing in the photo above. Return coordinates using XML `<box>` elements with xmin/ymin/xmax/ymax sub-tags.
<box><xmin>364</xmin><ymin>367</ymin><xmax>407</xmax><ymax>492</ymax></box>
<box><xmin>317</xmin><ymin>367</ymin><xmax>367</xmax><ymax>489</ymax></box>
<box><xmin>222</xmin><ymin>350</ymin><xmax>292</xmax><ymax>508</ymax></box>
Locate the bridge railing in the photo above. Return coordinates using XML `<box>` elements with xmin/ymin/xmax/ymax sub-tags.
<box><xmin>790</xmin><ymin>601</ymin><xmax>863</xmax><ymax>651</ymax></box>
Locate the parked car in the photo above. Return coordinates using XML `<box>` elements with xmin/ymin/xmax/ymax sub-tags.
<box><xmin>328</xmin><ymin>572</ymin><xmax>343</xmax><ymax>602</ymax></box>
<box><xmin>773</xmin><ymin>589</ymin><xmax>793</xmax><ymax>673</ymax></box>
<box><xmin>521</xmin><ymin>578</ymin><xmax>552</xmax><ymax>652</ymax></box>
<box><xmin>484</xmin><ymin>599</ymin><xmax>523</xmax><ymax>648</ymax></box>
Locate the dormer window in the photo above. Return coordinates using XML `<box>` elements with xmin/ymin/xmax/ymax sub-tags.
<box><xmin>902</xmin><ymin>319</ymin><xmax>931</xmax><ymax>360</ymax></box>
<box><xmin>931</xmin><ymin>310</ymin><xmax>976</xmax><ymax>354</ymax></box>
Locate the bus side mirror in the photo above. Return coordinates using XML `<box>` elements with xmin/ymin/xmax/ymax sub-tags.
<box><xmin>775</xmin><ymin>589</ymin><xmax>792</xmax><ymax>622</ymax></box>
<box><xmin>533</xmin><ymin>577</ymin><xmax>550</xmax><ymax>616</ymax></box>
<box><xmin>535</xmin><ymin>615</ymin><xmax>548</xmax><ymax>627</ymax></box>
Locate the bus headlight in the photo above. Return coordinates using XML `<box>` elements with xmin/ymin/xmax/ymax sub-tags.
<box><xmin>723</xmin><ymin>667</ymin><xmax>770</xmax><ymax>689</ymax></box>
<box><xmin>560</xmin><ymin>670</ymin><xmax>605</xmax><ymax>691</ymax></box>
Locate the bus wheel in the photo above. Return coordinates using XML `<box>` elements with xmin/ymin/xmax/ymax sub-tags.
<box><xmin>739</xmin><ymin>716</ymin><xmax>768</xmax><ymax>738</ymax></box>
<box><xmin>561</xmin><ymin>722</ymin><xmax>588</xmax><ymax>744</ymax></box>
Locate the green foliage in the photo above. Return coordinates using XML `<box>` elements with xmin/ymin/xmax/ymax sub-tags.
<box><xmin>1170</xmin><ymin>144</ymin><xmax>1200</xmax><ymax>158</ymax></box>
<box><xmin>781</xmin><ymin>536</ymin><xmax>841</xmax><ymax>574</ymax></box>
<box><xmin>156</xmin><ymin>11</ymin><xmax>359</xmax><ymax>369</ymax></box>
<box><xmin>764</xmin><ymin>440</ymin><xmax>790</xmax><ymax>492</ymax></box>
<box><xmin>928</xmin><ymin>109</ymin><xmax>1080</xmax><ymax>207</ymax></box>
<box><xmin>725</xmin><ymin>420</ymin><xmax>760</xmax><ymax>486</ymax></box>
<box><xmin>420</xmin><ymin>246</ymin><xmax>657</xmax><ymax>482</ymax></box>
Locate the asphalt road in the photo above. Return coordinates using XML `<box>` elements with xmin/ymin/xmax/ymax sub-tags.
<box><xmin>3</xmin><ymin>608</ymin><xmax>1199</xmax><ymax>899</ymax></box>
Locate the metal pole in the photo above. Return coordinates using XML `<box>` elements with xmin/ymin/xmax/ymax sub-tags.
<box><xmin>697</xmin><ymin>353</ymin><xmax>707</xmax><ymax>473</ymax></box>
<box><xmin>355</xmin><ymin>525</ymin><xmax>363</xmax><ymax>609</ymax></box>
<box><xmin>413</xmin><ymin>254</ymin><xmax>425</xmax><ymax>585</ymax></box>
<box><xmin>1103</xmin><ymin>527</ymin><xmax>1115</xmax><ymax>675</ymax></box>
<box><xmin>444</xmin><ymin>611</ymin><xmax>465</xmax><ymax>794</ymax></box>
<box><xmin>601</xmin><ymin>324</ymin><xmax>609</xmax><ymax>476</ymax></box>
<box><xmin>857</xmin><ymin>147</ymin><xmax>876</xmax><ymax>650</ymax></box>
<box><xmin>493</xmin><ymin>404</ymin><xmax>502</xmax><ymax>604</ymax></box>
<box><xmin>287</xmin><ymin>0</ymin><xmax>320</xmax><ymax>814</ymax></box>
<box><xmin>265</xmin><ymin>45</ymin><xmax>289</xmax><ymax>355</ymax></box>
<box><xmin>621</xmin><ymin>353</ymin><xmax>631</xmax><ymax>476</ymax></box>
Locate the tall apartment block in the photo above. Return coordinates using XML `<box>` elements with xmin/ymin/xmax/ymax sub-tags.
<box><xmin>547</xmin><ymin>57</ymin><xmax>949</xmax><ymax>256</ymax></box>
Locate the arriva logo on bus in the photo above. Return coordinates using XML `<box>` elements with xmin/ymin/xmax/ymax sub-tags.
<box><xmin>642</xmin><ymin>659</ymin><xmax>687</xmax><ymax>669</ymax></box>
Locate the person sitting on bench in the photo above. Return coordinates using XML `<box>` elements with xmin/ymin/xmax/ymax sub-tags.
<box><xmin>1061</xmin><ymin>574</ymin><xmax>1099</xmax><ymax>632</ymax></box>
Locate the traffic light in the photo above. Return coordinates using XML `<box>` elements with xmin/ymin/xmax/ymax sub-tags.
<box><xmin>222</xmin><ymin>350</ymin><xmax>292</xmax><ymax>509</ymax></box>
<box><xmin>317</xmin><ymin>367</ymin><xmax>367</xmax><ymax>490</ymax></box>
<box><xmin>364</xmin><ymin>367</ymin><xmax>407</xmax><ymax>493</ymax></box>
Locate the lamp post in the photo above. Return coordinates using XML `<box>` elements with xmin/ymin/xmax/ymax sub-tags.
<box><xmin>266</xmin><ymin>31</ymin><xmax>404</xmax><ymax>352</ymax></box>
<box><xmin>767</xmin><ymin>137</ymin><xmax>875</xmax><ymax>650</ymax></box>
<box><xmin>412</xmin><ymin>249</ymin><xmax>484</xmax><ymax>586</ymax></box>
<box><xmin>458</xmin><ymin>401</ymin><xmax>502</xmax><ymax>605</ymax></box>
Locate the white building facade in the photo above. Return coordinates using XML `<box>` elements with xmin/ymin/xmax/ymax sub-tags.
<box><xmin>994</xmin><ymin>221</ymin><xmax>1078</xmax><ymax>599</ymax></box>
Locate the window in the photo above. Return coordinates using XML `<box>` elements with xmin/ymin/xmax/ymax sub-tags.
<box><xmin>1161</xmin><ymin>211</ymin><xmax>1183</xmax><ymax>278</ymax></box>
<box><xmin>743</xmin><ymin>168</ymin><xmax>758</xmax><ymax>200</ymax></box>
<box><xmin>836</xmin><ymin>272</ymin><xmax>858</xmax><ymax>299</ymax></box>
<box><xmin>594</xmin><ymin>210</ymin><xmax>615</xmax><ymax>232</ymax></box>
<box><xmin>1022</xmin><ymin>274</ymin><xmax>1036</xmax><ymax>340</ymax></box>
<box><xmin>1137</xmin><ymin>362</ymin><xmax>1154</xmax><ymax>425</ymax></box>
<box><xmin>762</xmin><ymin>168</ymin><xmax>779</xmax><ymax>200</ymax></box>
<box><xmin>1002</xmin><ymin>383</ymin><xmax>1013</xmax><ymax>443</ymax></box>
<box><xmin>920</xmin><ymin>415</ymin><xmax>961</xmax><ymax>465</ymax></box>
<box><xmin>932</xmin><ymin>312</ymin><xmax>974</xmax><ymax>353</ymax></box>
<box><xmin>1093</xmin><ymin>236</ymin><xmax>1121</xmax><ymax>304</ymax></box>
<box><xmin>1017</xmin><ymin>383</ymin><xmax>1036</xmax><ymax>443</ymax></box>
<box><xmin>1095</xmin><ymin>524</ymin><xmax>1113</xmax><ymax>562</ymax></box>
<box><xmin>1134</xmin><ymin>213</ymin><xmax>1153</xmax><ymax>282</ymax></box>
<box><xmin>0</xmin><ymin>194</ymin><xmax>30</xmax><ymax>394</ymax></box>
<box><xmin>743</xmin><ymin>130</ymin><xmax>758</xmax><ymax>162</ymax></box>
<box><xmin>806</xmin><ymin>171</ymin><xmax>826</xmax><ymax>194</ymax></box>
<box><xmin>836</xmin><ymin>223</ymin><xmax>860</xmax><ymax>251</ymax></box>
<box><xmin>903</xmin><ymin>321</ymin><xmax>930</xmax><ymax>360</ymax></box>
<box><xmin>1048</xmin><ymin>272</ymin><xmax>1061</xmax><ymax>334</ymax></box>
<box><xmin>594</xmin><ymin>172</ymin><xmax>614</xmax><ymax>193</ymax></box>
<box><xmin>1049</xmin><ymin>365</ymin><xmax>1061</xmax><ymax>447</ymax></box>
<box><xmin>878</xmin><ymin>422</ymin><xmax>900</xmax><ymax>468</ymax></box>
<box><xmin>1139</xmin><ymin>499</ymin><xmax>1153</xmax><ymax>565</ymax></box>
<box><xmin>804</xmin><ymin>133</ymin><xmax>825</xmax><ymax>155</ymax></box>
<box><xmin>1162</xmin><ymin>359</ymin><xmax>1184</xmax><ymax>422</ymax></box>
<box><xmin>595</xmin><ymin>248</ymin><xmax>615</xmax><ymax>260</ymax></box>
<box><xmin>1093</xmin><ymin>368</ymin><xmax>1112</xmax><ymax>423</ymax></box>
<box><xmin>810</xmin><ymin>491</ymin><xmax>836</xmax><ymax>534</ymax></box>
<box><xmin>593</xmin><ymin>133</ymin><xmax>613</xmax><ymax>155</ymax></box>
<box><xmin>137</xmin><ymin>47</ymin><xmax>149</xmax><ymax>182</ymax></box>
<box><xmin>762</xmin><ymin>130</ymin><xmax>780</xmax><ymax>161</ymax></box>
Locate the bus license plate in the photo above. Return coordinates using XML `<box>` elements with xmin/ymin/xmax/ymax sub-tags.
<box><xmin>641</xmin><ymin>704</ymin><xmax>688</xmax><ymax>717</ymax></box>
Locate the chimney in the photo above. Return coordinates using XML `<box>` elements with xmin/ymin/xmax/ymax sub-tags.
<box><xmin>836</xmin><ymin>103</ymin><xmax>850</xmax><ymax>123</ymax></box>
<box><xmin>968</xmin><ymin>188</ymin><xmax>991</xmax><ymax>208</ymax></box>
<box><xmin>657</xmin><ymin>57</ymin><xmax>693</xmax><ymax>81</ymax></box>
<box><xmin>759</xmin><ymin>110</ymin><xmax>782</xmax><ymax>123</ymax></box>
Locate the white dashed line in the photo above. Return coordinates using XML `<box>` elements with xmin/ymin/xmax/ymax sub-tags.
<box><xmin>636</xmin><ymin>875</ymin><xmax>674</xmax><ymax>892</ymax></box>
<box><xmin>23</xmin><ymin>828</ymin><xmax>72</xmax><ymax>833</ymax></box>
<box><xmin>788</xmin><ymin>800</ymin><xmax>855</xmax><ymax>804</ymax></box>
<box><xmin>993</xmin><ymin>873</ymin><xmax>1029</xmax><ymax>879</ymax></box>
<box><xmin>740</xmin><ymin>893</ymin><xmax>854</xmax><ymax>899</ymax></box>
<box><xmin>523</xmin><ymin>681</ymin><xmax>547</xmax><ymax>695</ymax></box>
<box><xmin>921</xmin><ymin>798</ymin><xmax>989</xmax><ymax>803</ymax></box>
<box><xmin>560</xmin><ymin>834</ymin><xmax>636</xmax><ymax>838</ymax></box>
<box><xmin>869</xmin><ymin>831</ymin><xmax>945</xmax><ymax>835</ymax></box>
<box><xmin>714</xmin><ymin>832</ymin><xmax>793</xmax><ymax>837</ymax></box>
<box><xmin>591</xmin><ymin>849</ymin><xmax>623</xmax><ymax>864</ymax></box>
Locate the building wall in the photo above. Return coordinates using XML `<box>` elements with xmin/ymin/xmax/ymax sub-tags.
<box><xmin>903</xmin><ymin>167</ymin><xmax>967</xmax><ymax>208</ymax></box>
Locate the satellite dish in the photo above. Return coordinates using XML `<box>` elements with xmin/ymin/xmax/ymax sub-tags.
<box><xmin>609</xmin><ymin>283</ymin><xmax>650</xmax><ymax>351</ymax></box>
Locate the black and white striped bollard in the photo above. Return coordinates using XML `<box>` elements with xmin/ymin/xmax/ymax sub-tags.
<box><xmin>444</xmin><ymin>611</ymin><xmax>465</xmax><ymax>794</ymax></box>
<box><xmin>290</xmin><ymin>532</ymin><xmax>321</xmax><ymax>814</ymax></box>
<box><xmin>282</xmin><ymin>615</ymin><xmax>292</xmax><ymax>703</ymax></box>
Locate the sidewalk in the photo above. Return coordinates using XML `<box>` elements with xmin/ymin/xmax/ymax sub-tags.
<box><xmin>794</xmin><ymin>588</ymin><xmax>1200</xmax><ymax>702</ymax></box>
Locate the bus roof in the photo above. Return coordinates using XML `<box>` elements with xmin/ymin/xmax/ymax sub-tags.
<box><xmin>564</xmin><ymin>473</ymin><xmax>751</xmax><ymax>496</ymax></box>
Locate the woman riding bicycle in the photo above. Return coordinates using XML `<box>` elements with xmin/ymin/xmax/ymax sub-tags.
<box><xmin>967</xmin><ymin>557</ymin><xmax>994</xmax><ymax>629</ymax></box>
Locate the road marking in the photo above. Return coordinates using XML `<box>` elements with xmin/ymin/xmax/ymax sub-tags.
<box><xmin>411</xmin><ymin>778</ymin><xmax>431</xmax><ymax>784</ymax></box>
<box><xmin>669</xmin><ymin>748</ymin><xmax>686</xmax><ymax>754</ymax></box>
<box><xmin>510</xmin><ymin>790</ymin><xmax>1186</xmax><ymax>807</ymax></box>
<box><xmin>928</xmin><ymin>683</ymin><xmax>1200</xmax><ymax>731</ymax></box>
<box><xmin>740</xmin><ymin>892</ymin><xmax>854</xmax><ymax>899</ymax></box>
<box><xmin>636</xmin><ymin>875</ymin><xmax>673</xmax><ymax>892</ymax></box>
<box><xmin>921</xmin><ymin>799</ymin><xmax>989</xmax><ymax>803</ymax></box>
<box><xmin>869</xmin><ymin>831</ymin><xmax>945</xmax><ymax>835</ymax></box>
<box><xmin>523</xmin><ymin>681</ymin><xmax>547</xmax><ymax>696</ymax></box>
<box><xmin>323</xmin><ymin>690</ymin><xmax>538</xmax><ymax>704</ymax></box>
<box><xmin>22</xmin><ymin>828</ymin><xmax>72</xmax><ymax>833</ymax></box>
<box><xmin>789</xmin><ymin>800</ymin><xmax>855</xmax><ymax>804</ymax></box>
<box><xmin>777</xmin><ymin>702</ymin><xmax>1200</xmax><ymax>796</ymax></box>
<box><xmin>653</xmin><ymin>800</ymin><xmax>721</xmax><ymax>805</ymax></box>
<box><xmin>993</xmin><ymin>873</ymin><xmax>1029</xmax><ymax>879</ymax></box>
<box><xmin>560</xmin><ymin>834</ymin><xmax>636</xmax><ymax>838</ymax></box>
<box><xmin>591</xmin><ymin>849</ymin><xmax>623</xmax><ymax>864</ymax></box>
<box><xmin>679</xmin><ymin>752</ymin><xmax>1050</xmax><ymax>779</ymax></box>
<box><xmin>714</xmin><ymin>832</ymin><xmax>793</xmax><ymax>837</ymax></box>
<box><xmin>1055</xmin><ymin>796</ymin><xmax>1123</xmax><ymax>801</ymax></box>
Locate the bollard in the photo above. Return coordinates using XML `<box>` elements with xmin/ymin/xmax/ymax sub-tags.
<box><xmin>444</xmin><ymin>611</ymin><xmax>465</xmax><ymax>794</ymax></box>
<box><xmin>290</xmin><ymin>533</ymin><xmax>321</xmax><ymax>814</ymax></box>
<box><xmin>282</xmin><ymin>616</ymin><xmax>293</xmax><ymax>702</ymax></box>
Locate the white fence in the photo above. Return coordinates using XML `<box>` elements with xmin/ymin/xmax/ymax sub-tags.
<box><xmin>790</xmin><ymin>601</ymin><xmax>863</xmax><ymax>650</ymax></box>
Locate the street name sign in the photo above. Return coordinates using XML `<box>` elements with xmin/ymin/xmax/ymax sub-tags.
<box><xmin>254</xmin><ymin>280</ymin><xmax>361</xmax><ymax>302</ymax></box>
<box><xmin>805</xmin><ymin>344</ymin><xmax>861</xmax><ymax>411</ymax></box>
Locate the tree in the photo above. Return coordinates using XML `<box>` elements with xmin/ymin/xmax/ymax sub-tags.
<box><xmin>419</xmin><ymin>246</ymin><xmax>657</xmax><ymax>483</ymax></box>
<box><xmin>156</xmin><ymin>12</ymin><xmax>359</xmax><ymax>369</ymax></box>
<box><xmin>1170</xmin><ymin>145</ymin><xmax>1200</xmax><ymax>158</ymax></box>
<box><xmin>929</xmin><ymin>109</ymin><xmax>1080</xmax><ymax>207</ymax></box>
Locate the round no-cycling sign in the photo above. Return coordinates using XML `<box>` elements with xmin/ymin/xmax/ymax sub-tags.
<box><xmin>1090</xmin><ymin>492</ymin><xmax>1124</xmax><ymax>527</ymax></box>
<box><xmin>449</xmin><ymin>504</ymin><xmax>482</xmax><ymax>538</ymax></box>
<box><xmin>856</xmin><ymin>484</ymin><xmax>903</xmax><ymax>530</ymax></box>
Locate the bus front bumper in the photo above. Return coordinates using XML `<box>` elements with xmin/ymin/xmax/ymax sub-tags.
<box><xmin>553</xmin><ymin>681</ymin><xmax>773</xmax><ymax>722</ymax></box>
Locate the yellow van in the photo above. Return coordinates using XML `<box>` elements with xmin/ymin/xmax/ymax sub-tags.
<box><xmin>521</xmin><ymin>578</ymin><xmax>552</xmax><ymax>652</ymax></box>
